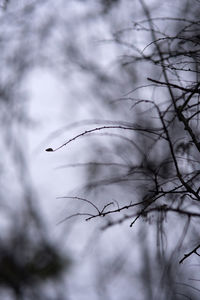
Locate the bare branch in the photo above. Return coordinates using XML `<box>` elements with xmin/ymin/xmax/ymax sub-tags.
<box><xmin>179</xmin><ymin>244</ymin><xmax>200</xmax><ymax>264</ymax></box>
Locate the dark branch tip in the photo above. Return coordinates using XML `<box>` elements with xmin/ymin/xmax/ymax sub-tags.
<box><xmin>45</xmin><ymin>148</ymin><xmax>54</xmax><ymax>152</ymax></box>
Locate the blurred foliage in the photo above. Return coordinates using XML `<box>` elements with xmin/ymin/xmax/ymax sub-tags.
<box><xmin>0</xmin><ymin>233</ymin><xmax>68</xmax><ymax>295</ymax></box>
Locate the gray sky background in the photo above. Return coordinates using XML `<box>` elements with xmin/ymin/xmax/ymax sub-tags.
<box><xmin>1</xmin><ymin>1</ymin><xmax>200</xmax><ymax>299</ymax></box>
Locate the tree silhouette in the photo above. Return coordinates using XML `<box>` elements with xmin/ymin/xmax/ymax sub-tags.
<box><xmin>46</xmin><ymin>1</ymin><xmax>200</xmax><ymax>298</ymax></box>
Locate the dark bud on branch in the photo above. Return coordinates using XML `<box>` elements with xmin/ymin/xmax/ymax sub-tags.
<box><xmin>45</xmin><ymin>148</ymin><xmax>53</xmax><ymax>152</ymax></box>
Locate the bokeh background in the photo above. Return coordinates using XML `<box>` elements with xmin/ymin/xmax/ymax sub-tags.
<box><xmin>0</xmin><ymin>0</ymin><xmax>200</xmax><ymax>299</ymax></box>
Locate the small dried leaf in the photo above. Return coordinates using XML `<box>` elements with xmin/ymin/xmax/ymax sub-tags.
<box><xmin>45</xmin><ymin>148</ymin><xmax>53</xmax><ymax>152</ymax></box>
